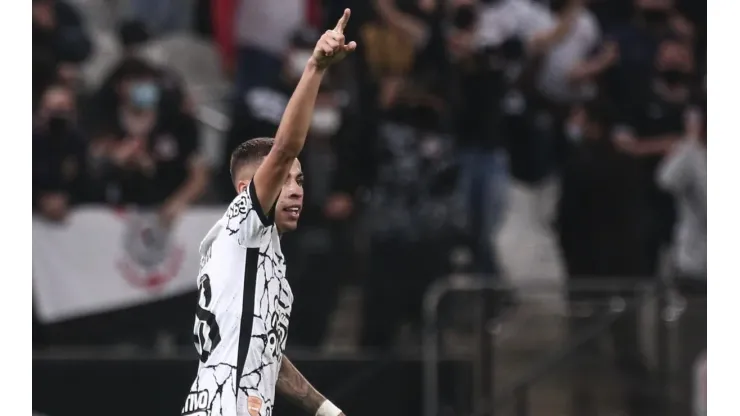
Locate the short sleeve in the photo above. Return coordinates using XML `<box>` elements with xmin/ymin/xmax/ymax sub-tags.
<box><xmin>223</xmin><ymin>181</ymin><xmax>275</xmax><ymax>246</ymax></box>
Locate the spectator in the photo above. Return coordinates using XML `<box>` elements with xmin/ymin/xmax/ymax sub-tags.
<box><xmin>360</xmin><ymin>76</ymin><xmax>460</xmax><ymax>349</ymax></box>
<box><xmin>447</xmin><ymin>3</ymin><xmax>509</xmax><ymax>279</ymax></box>
<box><xmin>657</xmin><ymin>110</ymin><xmax>706</xmax><ymax>279</ymax></box>
<box><xmin>556</xmin><ymin>99</ymin><xmax>652</xmax><ymax>416</ymax></box>
<box><xmin>606</xmin><ymin>0</ymin><xmax>695</xmax><ymax>113</ymax></box>
<box><xmin>657</xmin><ymin>106</ymin><xmax>705</xmax><ymax>416</ymax></box>
<box><xmin>91</xmin><ymin>60</ymin><xmax>208</xmax><ymax>225</ymax></box>
<box><xmin>83</xmin><ymin>21</ymin><xmax>191</xmax><ymax>133</ymax></box>
<box><xmin>614</xmin><ymin>36</ymin><xmax>696</xmax><ymax>275</ymax></box>
<box><xmin>537</xmin><ymin>0</ymin><xmax>617</xmax><ymax>106</ymax></box>
<box><xmin>233</xmin><ymin>0</ymin><xmax>307</xmax><ymax>94</ymax></box>
<box><xmin>32</xmin><ymin>0</ymin><xmax>92</xmax><ymax>105</ymax></box>
<box><xmin>474</xmin><ymin>0</ymin><xmax>594</xmax><ymax>180</ymax></box>
<box><xmin>33</xmin><ymin>84</ymin><xmax>88</xmax><ymax>222</ymax></box>
<box><xmin>557</xmin><ymin>100</ymin><xmax>646</xmax><ymax>279</ymax></box>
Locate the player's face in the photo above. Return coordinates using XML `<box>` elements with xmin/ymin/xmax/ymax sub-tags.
<box><xmin>274</xmin><ymin>159</ymin><xmax>304</xmax><ymax>232</ymax></box>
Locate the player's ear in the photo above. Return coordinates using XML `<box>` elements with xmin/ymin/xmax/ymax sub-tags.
<box><xmin>236</xmin><ymin>180</ymin><xmax>249</xmax><ymax>194</ymax></box>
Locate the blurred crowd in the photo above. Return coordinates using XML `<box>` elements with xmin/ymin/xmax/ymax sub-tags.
<box><xmin>33</xmin><ymin>0</ymin><xmax>706</xmax><ymax>356</ymax></box>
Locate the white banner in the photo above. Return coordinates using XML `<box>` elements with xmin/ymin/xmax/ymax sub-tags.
<box><xmin>33</xmin><ymin>207</ymin><xmax>223</xmax><ymax>323</ymax></box>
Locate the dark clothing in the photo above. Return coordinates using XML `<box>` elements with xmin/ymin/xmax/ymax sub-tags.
<box><xmin>623</xmin><ymin>83</ymin><xmax>691</xmax><ymax>273</ymax></box>
<box><xmin>558</xmin><ymin>138</ymin><xmax>656</xmax><ymax>415</ymax></box>
<box><xmin>557</xmin><ymin>139</ymin><xmax>647</xmax><ymax>277</ymax></box>
<box><xmin>452</xmin><ymin>62</ymin><xmax>507</xmax><ymax>151</ymax></box>
<box><xmin>32</xmin><ymin>1</ymin><xmax>92</xmax><ymax>105</ymax></box>
<box><xmin>220</xmin><ymin>82</ymin><xmax>291</xmax><ymax>200</ymax></box>
<box><xmin>365</xmin><ymin>119</ymin><xmax>460</xmax><ymax>244</ymax></box>
<box><xmin>361</xmin><ymin>239</ymin><xmax>453</xmax><ymax>349</ymax></box>
<box><xmin>606</xmin><ymin>24</ymin><xmax>661</xmax><ymax>114</ymax></box>
<box><xmin>105</xmin><ymin>112</ymin><xmax>199</xmax><ymax>206</ymax></box>
<box><xmin>32</xmin><ymin>128</ymin><xmax>89</xmax><ymax>205</ymax></box>
<box><xmin>234</xmin><ymin>46</ymin><xmax>285</xmax><ymax>98</ymax></box>
<box><xmin>32</xmin><ymin>1</ymin><xmax>92</xmax><ymax>64</ymax></box>
<box><xmin>360</xmin><ymin>116</ymin><xmax>460</xmax><ymax>348</ymax></box>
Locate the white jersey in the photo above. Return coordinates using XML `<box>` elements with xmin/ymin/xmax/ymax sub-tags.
<box><xmin>182</xmin><ymin>181</ymin><xmax>293</xmax><ymax>416</ymax></box>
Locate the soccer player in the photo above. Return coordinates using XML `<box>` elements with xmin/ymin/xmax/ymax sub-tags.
<box><xmin>181</xmin><ymin>10</ymin><xmax>356</xmax><ymax>416</ymax></box>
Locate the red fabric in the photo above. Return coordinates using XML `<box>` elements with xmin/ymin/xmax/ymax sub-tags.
<box><xmin>306</xmin><ymin>0</ymin><xmax>322</xmax><ymax>29</ymax></box>
<box><xmin>212</xmin><ymin>0</ymin><xmax>237</xmax><ymax>73</ymax></box>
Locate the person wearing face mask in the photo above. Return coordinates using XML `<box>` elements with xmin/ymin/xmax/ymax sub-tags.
<box><xmin>556</xmin><ymin>99</ymin><xmax>653</xmax><ymax>416</ymax></box>
<box><xmin>94</xmin><ymin>60</ymin><xmax>209</xmax><ymax>226</ymax></box>
<box><xmin>605</xmin><ymin>0</ymin><xmax>695</xmax><ymax>113</ymax></box>
<box><xmin>33</xmin><ymin>84</ymin><xmax>89</xmax><ymax>222</ymax></box>
<box><xmin>84</xmin><ymin>21</ymin><xmax>190</xmax><ymax>133</ymax></box>
<box><xmin>32</xmin><ymin>0</ymin><xmax>92</xmax><ymax>105</ymax></box>
<box><xmin>613</xmin><ymin>37</ymin><xmax>697</xmax><ymax>276</ymax></box>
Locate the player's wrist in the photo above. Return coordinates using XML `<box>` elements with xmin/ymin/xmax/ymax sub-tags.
<box><xmin>306</xmin><ymin>56</ymin><xmax>328</xmax><ymax>73</ymax></box>
<box><xmin>316</xmin><ymin>400</ymin><xmax>342</xmax><ymax>416</ymax></box>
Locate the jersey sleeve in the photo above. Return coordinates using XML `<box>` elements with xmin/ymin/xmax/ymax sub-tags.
<box><xmin>224</xmin><ymin>181</ymin><xmax>275</xmax><ymax>246</ymax></box>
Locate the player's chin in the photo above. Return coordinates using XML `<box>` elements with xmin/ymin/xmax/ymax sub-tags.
<box><xmin>275</xmin><ymin>213</ymin><xmax>300</xmax><ymax>232</ymax></box>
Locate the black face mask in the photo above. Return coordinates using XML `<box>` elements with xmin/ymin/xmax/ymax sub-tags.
<box><xmin>642</xmin><ymin>9</ymin><xmax>669</xmax><ymax>27</ymax></box>
<box><xmin>659</xmin><ymin>69</ymin><xmax>690</xmax><ymax>86</ymax></box>
<box><xmin>47</xmin><ymin>113</ymin><xmax>72</xmax><ymax>136</ymax></box>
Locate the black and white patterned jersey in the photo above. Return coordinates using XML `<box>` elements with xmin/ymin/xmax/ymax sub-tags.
<box><xmin>182</xmin><ymin>181</ymin><xmax>293</xmax><ymax>416</ymax></box>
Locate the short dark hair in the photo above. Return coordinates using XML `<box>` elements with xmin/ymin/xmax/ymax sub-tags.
<box><xmin>229</xmin><ymin>138</ymin><xmax>275</xmax><ymax>183</ymax></box>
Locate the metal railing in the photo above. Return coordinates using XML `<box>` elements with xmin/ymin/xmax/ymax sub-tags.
<box><xmin>422</xmin><ymin>276</ymin><xmax>704</xmax><ymax>416</ymax></box>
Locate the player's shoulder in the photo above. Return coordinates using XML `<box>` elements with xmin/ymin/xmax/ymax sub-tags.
<box><xmin>225</xmin><ymin>188</ymin><xmax>253</xmax><ymax>222</ymax></box>
<box><xmin>223</xmin><ymin>183</ymin><xmax>275</xmax><ymax>243</ymax></box>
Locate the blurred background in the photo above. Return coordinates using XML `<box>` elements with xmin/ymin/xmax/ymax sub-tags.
<box><xmin>31</xmin><ymin>0</ymin><xmax>706</xmax><ymax>415</ymax></box>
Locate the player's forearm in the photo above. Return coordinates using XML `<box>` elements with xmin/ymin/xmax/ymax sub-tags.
<box><xmin>277</xmin><ymin>356</ymin><xmax>327</xmax><ymax>413</ymax></box>
<box><xmin>272</xmin><ymin>60</ymin><xmax>326</xmax><ymax>159</ymax></box>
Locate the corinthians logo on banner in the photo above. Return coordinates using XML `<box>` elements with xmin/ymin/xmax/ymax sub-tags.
<box><xmin>117</xmin><ymin>211</ymin><xmax>185</xmax><ymax>292</ymax></box>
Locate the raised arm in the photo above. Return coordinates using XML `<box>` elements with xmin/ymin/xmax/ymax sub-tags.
<box><xmin>251</xmin><ymin>9</ymin><xmax>357</xmax><ymax>214</ymax></box>
<box><xmin>277</xmin><ymin>356</ymin><xmax>344</xmax><ymax>416</ymax></box>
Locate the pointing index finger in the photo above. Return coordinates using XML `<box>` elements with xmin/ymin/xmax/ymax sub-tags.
<box><xmin>334</xmin><ymin>8</ymin><xmax>351</xmax><ymax>34</ymax></box>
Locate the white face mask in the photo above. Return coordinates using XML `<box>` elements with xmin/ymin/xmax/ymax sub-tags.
<box><xmin>311</xmin><ymin>107</ymin><xmax>341</xmax><ymax>137</ymax></box>
<box><xmin>288</xmin><ymin>50</ymin><xmax>313</xmax><ymax>79</ymax></box>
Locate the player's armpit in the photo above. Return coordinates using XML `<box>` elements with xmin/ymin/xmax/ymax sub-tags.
<box><xmin>276</xmin><ymin>356</ymin><xmax>327</xmax><ymax>413</ymax></box>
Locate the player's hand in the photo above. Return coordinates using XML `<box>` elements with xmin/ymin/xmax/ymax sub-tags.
<box><xmin>311</xmin><ymin>9</ymin><xmax>357</xmax><ymax>70</ymax></box>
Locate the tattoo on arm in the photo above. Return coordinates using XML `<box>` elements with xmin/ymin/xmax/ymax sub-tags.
<box><xmin>277</xmin><ymin>356</ymin><xmax>326</xmax><ymax>413</ymax></box>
